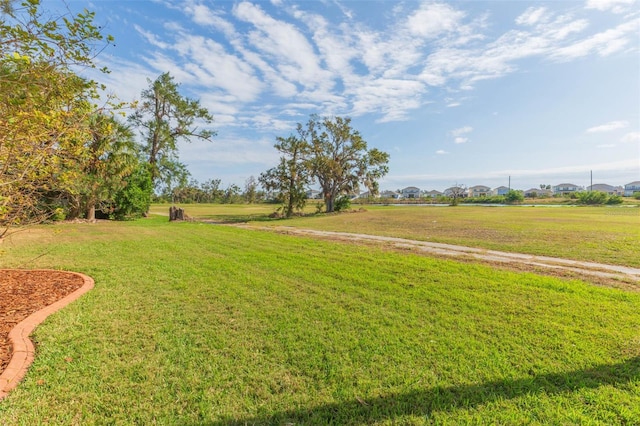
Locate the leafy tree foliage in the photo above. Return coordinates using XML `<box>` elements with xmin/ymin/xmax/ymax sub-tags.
<box><xmin>111</xmin><ymin>163</ymin><xmax>152</xmax><ymax>220</ymax></box>
<box><xmin>306</xmin><ymin>116</ymin><xmax>389</xmax><ymax>213</ymax></box>
<box><xmin>259</xmin><ymin>135</ymin><xmax>311</xmax><ymax>217</ymax></box>
<box><xmin>505</xmin><ymin>189</ymin><xmax>524</xmax><ymax>203</ymax></box>
<box><xmin>129</xmin><ymin>72</ymin><xmax>215</xmax><ymax>191</ymax></box>
<box><xmin>0</xmin><ymin>0</ymin><xmax>113</xmax><ymax>234</ymax></box>
<box><xmin>63</xmin><ymin>114</ymin><xmax>140</xmax><ymax>220</ymax></box>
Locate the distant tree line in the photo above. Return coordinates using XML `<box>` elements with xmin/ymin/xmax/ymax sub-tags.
<box><xmin>155</xmin><ymin>177</ymin><xmax>266</xmax><ymax>205</ymax></box>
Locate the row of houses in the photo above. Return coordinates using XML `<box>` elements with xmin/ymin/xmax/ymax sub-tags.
<box><xmin>357</xmin><ymin>181</ymin><xmax>640</xmax><ymax>199</ymax></box>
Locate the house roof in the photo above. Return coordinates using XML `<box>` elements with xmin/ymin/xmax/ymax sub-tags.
<box><xmin>625</xmin><ymin>181</ymin><xmax>640</xmax><ymax>186</ymax></box>
<box><xmin>554</xmin><ymin>183</ymin><xmax>578</xmax><ymax>187</ymax></box>
<box><xmin>401</xmin><ymin>186</ymin><xmax>420</xmax><ymax>191</ymax></box>
<box><xmin>469</xmin><ymin>185</ymin><xmax>491</xmax><ymax>190</ymax></box>
<box><xmin>494</xmin><ymin>186</ymin><xmax>509</xmax><ymax>190</ymax></box>
<box><xmin>525</xmin><ymin>188</ymin><xmax>550</xmax><ymax>192</ymax></box>
<box><xmin>587</xmin><ymin>183</ymin><xmax>615</xmax><ymax>191</ymax></box>
<box><xmin>425</xmin><ymin>190</ymin><xmax>442</xmax><ymax>194</ymax></box>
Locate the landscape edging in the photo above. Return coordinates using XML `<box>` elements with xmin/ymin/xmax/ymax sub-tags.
<box><xmin>0</xmin><ymin>270</ymin><xmax>94</xmax><ymax>400</ymax></box>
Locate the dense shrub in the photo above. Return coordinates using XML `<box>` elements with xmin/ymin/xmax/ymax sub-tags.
<box><xmin>606</xmin><ymin>195</ymin><xmax>623</xmax><ymax>205</ymax></box>
<box><xmin>576</xmin><ymin>191</ymin><xmax>609</xmax><ymax>205</ymax></box>
<box><xmin>505</xmin><ymin>190</ymin><xmax>525</xmax><ymax>203</ymax></box>
<box><xmin>334</xmin><ymin>195</ymin><xmax>352</xmax><ymax>212</ymax></box>
<box><xmin>111</xmin><ymin>164</ymin><xmax>153</xmax><ymax>219</ymax></box>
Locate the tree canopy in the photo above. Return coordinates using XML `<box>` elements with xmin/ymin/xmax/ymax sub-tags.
<box><xmin>260</xmin><ymin>115</ymin><xmax>389</xmax><ymax>214</ymax></box>
<box><xmin>259</xmin><ymin>134</ymin><xmax>311</xmax><ymax>217</ymax></box>
<box><xmin>129</xmin><ymin>72</ymin><xmax>215</xmax><ymax>193</ymax></box>
<box><xmin>306</xmin><ymin>115</ymin><xmax>389</xmax><ymax>213</ymax></box>
<box><xmin>0</xmin><ymin>0</ymin><xmax>114</xmax><ymax>233</ymax></box>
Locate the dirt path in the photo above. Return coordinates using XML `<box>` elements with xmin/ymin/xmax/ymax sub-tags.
<box><xmin>234</xmin><ymin>225</ymin><xmax>640</xmax><ymax>288</ymax></box>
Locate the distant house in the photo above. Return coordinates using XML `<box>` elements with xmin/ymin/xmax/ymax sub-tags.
<box><xmin>401</xmin><ymin>186</ymin><xmax>421</xmax><ymax>199</ymax></box>
<box><xmin>586</xmin><ymin>184</ymin><xmax>622</xmax><ymax>195</ymax></box>
<box><xmin>468</xmin><ymin>185</ymin><xmax>491</xmax><ymax>197</ymax></box>
<box><xmin>380</xmin><ymin>190</ymin><xmax>401</xmax><ymax>199</ymax></box>
<box><xmin>624</xmin><ymin>181</ymin><xmax>640</xmax><ymax>196</ymax></box>
<box><xmin>493</xmin><ymin>186</ymin><xmax>510</xmax><ymax>196</ymax></box>
<box><xmin>423</xmin><ymin>190</ymin><xmax>443</xmax><ymax>198</ymax></box>
<box><xmin>524</xmin><ymin>188</ymin><xmax>552</xmax><ymax>198</ymax></box>
<box><xmin>305</xmin><ymin>189</ymin><xmax>322</xmax><ymax>199</ymax></box>
<box><xmin>553</xmin><ymin>183</ymin><xmax>581</xmax><ymax>196</ymax></box>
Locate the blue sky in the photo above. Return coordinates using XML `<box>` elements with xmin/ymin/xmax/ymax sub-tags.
<box><xmin>69</xmin><ymin>0</ymin><xmax>639</xmax><ymax>191</ymax></box>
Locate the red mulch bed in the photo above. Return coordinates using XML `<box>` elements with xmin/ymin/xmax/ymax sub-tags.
<box><xmin>0</xmin><ymin>270</ymin><xmax>84</xmax><ymax>376</ymax></box>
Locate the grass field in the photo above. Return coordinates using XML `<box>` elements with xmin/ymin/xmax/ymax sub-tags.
<box><xmin>0</xmin><ymin>216</ymin><xmax>639</xmax><ymax>424</ymax></box>
<box><xmin>156</xmin><ymin>203</ymin><xmax>640</xmax><ymax>267</ymax></box>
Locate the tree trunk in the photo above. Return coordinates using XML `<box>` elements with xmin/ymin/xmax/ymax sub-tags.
<box><xmin>325</xmin><ymin>193</ymin><xmax>334</xmax><ymax>213</ymax></box>
<box><xmin>169</xmin><ymin>206</ymin><xmax>185</xmax><ymax>221</ymax></box>
<box><xmin>86</xmin><ymin>204</ymin><xmax>96</xmax><ymax>221</ymax></box>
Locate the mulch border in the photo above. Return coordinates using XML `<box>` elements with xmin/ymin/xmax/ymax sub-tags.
<box><xmin>0</xmin><ymin>269</ymin><xmax>94</xmax><ymax>400</ymax></box>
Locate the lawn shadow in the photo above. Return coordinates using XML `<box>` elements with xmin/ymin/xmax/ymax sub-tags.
<box><xmin>205</xmin><ymin>357</ymin><xmax>639</xmax><ymax>425</ymax></box>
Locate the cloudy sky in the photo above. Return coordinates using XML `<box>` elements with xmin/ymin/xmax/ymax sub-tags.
<box><xmin>70</xmin><ymin>0</ymin><xmax>638</xmax><ymax>191</ymax></box>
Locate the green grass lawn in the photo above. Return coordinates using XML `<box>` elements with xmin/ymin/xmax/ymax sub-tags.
<box><xmin>0</xmin><ymin>217</ymin><xmax>639</xmax><ymax>424</ymax></box>
<box><xmin>239</xmin><ymin>204</ymin><xmax>638</xmax><ymax>267</ymax></box>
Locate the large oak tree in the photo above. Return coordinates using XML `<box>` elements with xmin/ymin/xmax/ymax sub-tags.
<box><xmin>306</xmin><ymin>115</ymin><xmax>389</xmax><ymax>213</ymax></box>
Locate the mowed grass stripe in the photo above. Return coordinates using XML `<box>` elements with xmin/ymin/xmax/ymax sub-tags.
<box><xmin>250</xmin><ymin>204</ymin><xmax>640</xmax><ymax>267</ymax></box>
<box><xmin>0</xmin><ymin>217</ymin><xmax>638</xmax><ymax>424</ymax></box>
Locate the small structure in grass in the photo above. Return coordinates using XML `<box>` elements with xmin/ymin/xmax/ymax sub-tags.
<box><xmin>169</xmin><ymin>206</ymin><xmax>185</xmax><ymax>221</ymax></box>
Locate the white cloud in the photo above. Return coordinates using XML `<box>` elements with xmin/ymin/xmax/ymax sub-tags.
<box><xmin>179</xmin><ymin>135</ymin><xmax>279</xmax><ymax>167</ymax></box>
<box><xmin>96</xmin><ymin>0</ymin><xmax>640</xmax><ymax>135</ymax></box>
<box><xmin>586</xmin><ymin>120</ymin><xmax>629</xmax><ymax>132</ymax></box>
<box><xmin>451</xmin><ymin>126</ymin><xmax>473</xmax><ymax>136</ymax></box>
<box><xmin>516</xmin><ymin>7</ymin><xmax>548</xmax><ymax>26</ymax></box>
<box><xmin>454</xmin><ymin>137</ymin><xmax>468</xmax><ymax>144</ymax></box>
<box><xmin>406</xmin><ymin>2</ymin><xmax>465</xmax><ymax>38</ymax></box>
<box><xmin>348</xmin><ymin>77</ymin><xmax>425</xmax><ymax>121</ymax></box>
<box><xmin>134</xmin><ymin>24</ymin><xmax>170</xmax><ymax>49</ymax></box>
<box><xmin>436</xmin><ymin>149</ymin><xmax>449</xmax><ymax>155</ymax></box>
<box><xmin>233</xmin><ymin>1</ymin><xmax>333</xmax><ymax>95</ymax></box>
<box><xmin>552</xmin><ymin>18</ymin><xmax>639</xmax><ymax>60</ymax></box>
<box><xmin>621</xmin><ymin>132</ymin><xmax>640</xmax><ymax>142</ymax></box>
<box><xmin>597</xmin><ymin>144</ymin><xmax>616</xmax><ymax>148</ymax></box>
<box><xmin>171</xmin><ymin>34</ymin><xmax>263</xmax><ymax>102</ymax></box>
<box><xmin>183</xmin><ymin>2</ymin><xmax>236</xmax><ymax>36</ymax></box>
<box><xmin>585</xmin><ymin>0</ymin><xmax>636</xmax><ymax>13</ymax></box>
